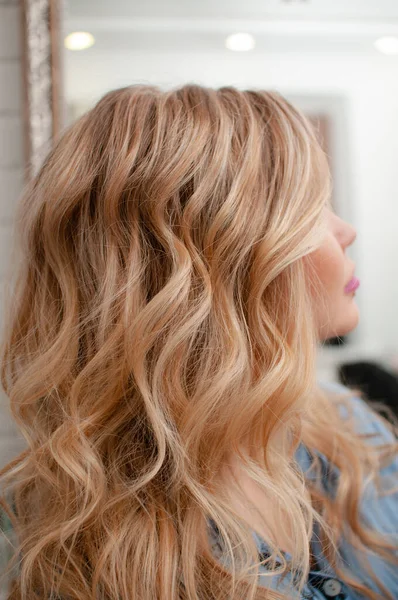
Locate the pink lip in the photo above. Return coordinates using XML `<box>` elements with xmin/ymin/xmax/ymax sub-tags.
<box><xmin>344</xmin><ymin>276</ymin><xmax>360</xmax><ymax>293</ymax></box>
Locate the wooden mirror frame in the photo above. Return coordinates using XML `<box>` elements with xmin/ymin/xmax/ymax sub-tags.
<box><xmin>21</xmin><ymin>0</ymin><xmax>64</xmax><ymax>181</ymax></box>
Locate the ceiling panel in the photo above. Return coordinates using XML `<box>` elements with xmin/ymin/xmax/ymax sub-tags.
<box><xmin>65</xmin><ymin>0</ymin><xmax>398</xmax><ymax>20</ymax></box>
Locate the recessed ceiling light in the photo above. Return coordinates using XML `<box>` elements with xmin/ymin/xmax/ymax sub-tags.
<box><xmin>64</xmin><ymin>31</ymin><xmax>95</xmax><ymax>51</ymax></box>
<box><xmin>374</xmin><ymin>36</ymin><xmax>398</xmax><ymax>55</ymax></box>
<box><xmin>225</xmin><ymin>32</ymin><xmax>255</xmax><ymax>52</ymax></box>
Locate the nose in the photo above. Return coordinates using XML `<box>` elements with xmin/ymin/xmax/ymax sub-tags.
<box><xmin>347</xmin><ymin>224</ymin><xmax>357</xmax><ymax>247</ymax></box>
<box><xmin>341</xmin><ymin>219</ymin><xmax>357</xmax><ymax>248</ymax></box>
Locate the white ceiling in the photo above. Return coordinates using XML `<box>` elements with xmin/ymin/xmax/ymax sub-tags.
<box><xmin>64</xmin><ymin>0</ymin><xmax>398</xmax><ymax>55</ymax></box>
<box><xmin>65</xmin><ymin>0</ymin><xmax>398</xmax><ymax>20</ymax></box>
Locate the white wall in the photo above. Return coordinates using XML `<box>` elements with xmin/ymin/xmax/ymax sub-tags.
<box><xmin>65</xmin><ymin>48</ymin><xmax>398</xmax><ymax>359</ymax></box>
<box><xmin>0</xmin><ymin>0</ymin><xmax>27</xmax><ymax>472</ymax></box>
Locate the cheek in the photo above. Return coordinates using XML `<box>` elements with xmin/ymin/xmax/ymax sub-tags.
<box><xmin>306</xmin><ymin>236</ymin><xmax>345</xmax><ymax>297</ymax></box>
<box><xmin>313</xmin><ymin>248</ymin><xmax>345</xmax><ymax>296</ymax></box>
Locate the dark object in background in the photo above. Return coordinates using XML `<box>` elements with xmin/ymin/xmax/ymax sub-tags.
<box><xmin>325</xmin><ymin>335</ymin><xmax>346</xmax><ymax>347</ymax></box>
<box><xmin>338</xmin><ymin>360</ymin><xmax>398</xmax><ymax>420</ymax></box>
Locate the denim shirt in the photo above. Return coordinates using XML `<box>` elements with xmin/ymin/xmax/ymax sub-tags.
<box><xmin>208</xmin><ymin>380</ymin><xmax>398</xmax><ymax>599</ymax></box>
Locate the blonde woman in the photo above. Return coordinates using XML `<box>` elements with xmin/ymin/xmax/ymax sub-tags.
<box><xmin>0</xmin><ymin>84</ymin><xmax>397</xmax><ymax>600</ymax></box>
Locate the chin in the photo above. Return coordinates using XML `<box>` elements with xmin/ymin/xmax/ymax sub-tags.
<box><xmin>318</xmin><ymin>304</ymin><xmax>360</xmax><ymax>341</ymax></box>
<box><xmin>335</xmin><ymin>306</ymin><xmax>360</xmax><ymax>338</ymax></box>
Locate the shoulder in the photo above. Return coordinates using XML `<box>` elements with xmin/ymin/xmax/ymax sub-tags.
<box><xmin>318</xmin><ymin>379</ymin><xmax>397</xmax><ymax>446</ymax></box>
<box><xmin>317</xmin><ymin>386</ymin><xmax>398</xmax><ymax>593</ymax></box>
<box><xmin>317</xmin><ymin>379</ymin><xmax>398</xmax><ymax>500</ymax></box>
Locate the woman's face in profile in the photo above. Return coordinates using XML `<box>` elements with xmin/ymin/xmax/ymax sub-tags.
<box><xmin>305</xmin><ymin>207</ymin><xmax>359</xmax><ymax>341</ymax></box>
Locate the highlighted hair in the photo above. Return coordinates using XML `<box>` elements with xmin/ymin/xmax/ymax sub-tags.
<box><xmin>0</xmin><ymin>84</ymin><xmax>397</xmax><ymax>599</ymax></box>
